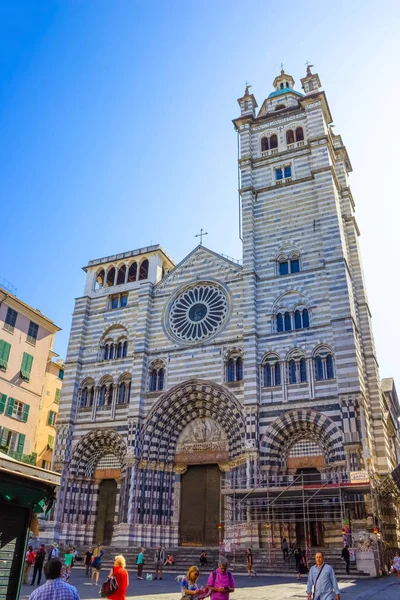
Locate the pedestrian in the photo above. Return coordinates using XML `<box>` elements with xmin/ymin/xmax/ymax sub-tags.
<box><xmin>341</xmin><ymin>545</ymin><xmax>350</xmax><ymax>576</ymax></box>
<box><xmin>136</xmin><ymin>547</ymin><xmax>145</xmax><ymax>580</ymax></box>
<box><xmin>91</xmin><ymin>544</ymin><xmax>104</xmax><ymax>586</ymax></box>
<box><xmin>23</xmin><ymin>546</ymin><xmax>36</xmax><ymax>584</ymax></box>
<box><xmin>246</xmin><ymin>548</ymin><xmax>256</xmax><ymax>576</ymax></box>
<box><xmin>84</xmin><ymin>546</ymin><xmax>93</xmax><ymax>576</ymax></box>
<box><xmin>31</xmin><ymin>544</ymin><xmax>46</xmax><ymax>586</ymax></box>
<box><xmin>154</xmin><ymin>545</ymin><xmax>165</xmax><ymax>580</ymax></box>
<box><xmin>47</xmin><ymin>543</ymin><xmax>59</xmax><ymax>560</ymax></box>
<box><xmin>391</xmin><ymin>550</ymin><xmax>400</xmax><ymax>579</ymax></box>
<box><xmin>294</xmin><ymin>546</ymin><xmax>301</xmax><ymax>571</ymax></box>
<box><xmin>207</xmin><ymin>557</ymin><xmax>235</xmax><ymax>600</ymax></box>
<box><xmin>106</xmin><ymin>554</ymin><xmax>129</xmax><ymax>599</ymax></box>
<box><xmin>199</xmin><ymin>550</ymin><xmax>208</xmax><ymax>567</ymax></box>
<box><xmin>64</xmin><ymin>548</ymin><xmax>74</xmax><ymax>578</ymax></box>
<box><xmin>28</xmin><ymin>558</ymin><xmax>80</xmax><ymax>600</ymax></box>
<box><xmin>297</xmin><ymin>549</ymin><xmax>308</xmax><ymax>582</ymax></box>
<box><xmin>306</xmin><ymin>552</ymin><xmax>340</xmax><ymax>600</ymax></box>
<box><xmin>180</xmin><ymin>565</ymin><xmax>202</xmax><ymax>598</ymax></box>
<box><xmin>164</xmin><ymin>553</ymin><xmax>175</xmax><ymax>566</ymax></box>
<box><xmin>281</xmin><ymin>538</ymin><xmax>289</xmax><ymax>562</ymax></box>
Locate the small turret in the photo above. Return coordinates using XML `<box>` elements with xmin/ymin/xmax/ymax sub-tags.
<box><xmin>301</xmin><ymin>63</ymin><xmax>321</xmax><ymax>94</ymax></box>
<box><xmin>237</xmin><ymin>83</ymin><xmax>257</xmax><ymax>117</ymax></box>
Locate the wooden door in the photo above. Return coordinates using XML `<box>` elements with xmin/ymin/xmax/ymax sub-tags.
<box><xmin>180</xmin><ymin>464</ymin><xmax>221</xmax><ymax>546</ymax></box>
<box><xmin>94</xmin><ymin>479</ymin><xmax>117</xmax><ymax>545</ymax></box>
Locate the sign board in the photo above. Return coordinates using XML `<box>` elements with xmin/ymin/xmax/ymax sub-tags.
<box><xmin>349</xmin><ymin>471</ymin><xmax>370</xmax><ymax>484</ymax></box>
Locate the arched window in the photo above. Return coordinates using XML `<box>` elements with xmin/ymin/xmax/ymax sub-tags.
<box><xmin>279</xmin><ymin>260</ymin><xmax>289</xmax><ymax>275</ymax></box>
<box><xmin>128</xmin><ymin>262</ymin><xmax>137</xmax><ymax>282</ymax></box>
<box><xmin>315</xmin><ymin>356</ymin><xmax>324</xmax><ymax>380</ymax></box>
<box><xmin>286</xmin><ymin>130</ymin><xmax>295</xmax><ymax>144</ymax></box>
<box><xmin>104</xmin><ymin>344</ymin><xmax>109</xmax><ymax>360</ymax></box>
<box><xmin>158</xmin><ymin>368</ymin><xmax>165</xmax><ymax>391</ymax></box>
<box><xmin>284</xmin><ymin>312</ymin><xmax>292</xmax><ymax>331</ymax></box>
<box><xmin>261</xmin><ymin>137</ymin><xmax>269</xmax><ymax>152</ymax></box>
<box><xmin>116</xmin><ymin>265</ymin><xmax>126</xmax><ymax>285</ymax></box>
<box><xmin>263</xmin><ymin>356</ymin><xmax>281</xmax><ymax>387</ymax></box>
<box><xmin>81</xmin><ymin>387</ymin><xmax>88</xmax><ymax>407</ymax></box>
<box><xmin>89</xmin><ymin>387</ymin><xmax>94</xmax><ymax>407</ymax></box>
<box><xmin>295</xmin><ymin>127</ymin><xmax>304</xmax><ymax>141</ymax></box>
<box><xmin>277</xmin><ymin>313</ymin><xmax>284</xmax><ymax>332</ymax></box>
<box><xmin>150</xmin><ymin>369</ymin><xmax>158</xmax><ymax>391</ymax></box>
<box><xmin>280</xmin><ymin>82</ymin><xmax>284</xmax><ymax>89</ymax></box>
<box><xmin>139</xmin><ymin>259</ymin><xmax>149</xmax><ymax>280</ymax></box>
<box><xmin>106</xmin><ymin>267</ymin><xmax>116</xmax><ymax>288</ymax></box>
<box><xmin>227</xmin><ymin>359</ymin><xmax>235</xmax><ymax>382</ymax></box>
<box><xmin>314</xmin><ymin>350</ymin><xmax>335</xmax><ymax>381</ymax></box>
<box><xmin>326</xmin><ymin>354</ymin><xmax>334</xmax><ymax>379</ymax></box>
<box><xmin>294</xmin><ymin>310</ymin><xmax>302</xmax><ymax>329</ymax></box>
<box><xmin>302</xmin><ymin>309</ymin><xmax>310</xmax><ymax>328</ymax></box>
<box><xmin>95</xmin><ymin>269</ymin><xmax>105</xmax><ymax>289</ymax></box>
<box><xmin>288</xmin><ymin>360</ymin><xmax>297</xmax><ymax>384</ymax></box>
<box><xmin>117</xmin><ymin>342</ymin><xmax>123</xmax><ymax>358</ymax></box>
<box><xmin>118</xmin><ymin>382</ymin><xmax>126</xmax><ymax>405</ymax></box>
<box><xmin>236</xmin><ymin>357</ymin><xmax>243</xmax><ymax>381</ymax></box>
<box><xmin>275</xmin><ymin>362</ymin><xmax>281</xmax><ymax>386</ymax></box>
<box><xmin>270</xmin><ymin>134</ymin><xmax>278</xmax><ymax>149</ymax></box>
<box><xmin>275</xmin><ymin>104</ymin><xmax>285</xmax><ymax>111</ymax></box>
<box><xmin>99</xmin><ymin>385</ymin><xmax>106</xmax><ymax>406</ymax></box>
<box><xmin>122</xmin><ymin>341</ymin><xmax>128</xmax><ymax>358</ymax></box>
<box><xmin>290</xmin><ymin>257</ymin><xmax>300</xmax><ymax>273</ymax></box>
<box><xmin>109</xmin><ymin>344</ymin><xmax>114</xmax><ymax>360</ymax></box>
<box><xmin>264</xmin><ymin>363</ymin><xmax>272</xmax><ymax>387</ymax></box>
<box><xmin>300</xmin><ymin>358</ymin><xmax>307</xmax><ymax>382</ymax></box>
<box><xmin>107</xmin><ymin>383</ymin><xmax>113</xmax><ymax>405</ymax></box>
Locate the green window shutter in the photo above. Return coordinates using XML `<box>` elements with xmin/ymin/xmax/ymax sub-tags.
<box><xmin>47</xmin><ymin>435</ymin><xmax>54</xmax><ymax>450</ymax></box>
<box><xmin>1</xmin><ymin>428</ymin><xmax>9</xmax><ymax>446</ymax></box>
<box><xmin>22</xmin><ymin>404</ymin><xmax>30</xmax><ymax>423</ymax></box>
<box><xmin>21</xmin><ymin>352</ymin><xmax>33</xmax><ymax>381</ymax></box>
<box><xmin>55</xmin><ymin>388</ymin><xmax>61</xmax><ymax>404</ymax></box>
<box><xmin>0</xmin><ymin>340</ymin><xmax>11</xmax><ymax>370</ymax></box>
<box><xmin>6</xmin><ymin>397</ymin><xmax>15</xmax><ymax>417</ymax></box>
<box><xmin>47</xmin><ymin>410</ymin><xmax>54</xmax><ymax>426</ymax></box>
<box><xmin>0</xmin><ymin>394</ymin><xmax>6</xmax><ymax>413</ymax></box>
<box><xmin>17</xmin><ymin>433</ymin><xmax>25</xmax><ymax>454</ymax></box>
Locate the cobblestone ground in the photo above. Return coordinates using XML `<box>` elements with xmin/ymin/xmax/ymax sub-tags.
<box><xmin>20</xmin><ymin>569</ymin><xmax>400</xmax><ymax>600</ymax></box>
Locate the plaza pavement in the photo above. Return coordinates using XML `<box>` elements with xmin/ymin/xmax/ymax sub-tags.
<box><xmin>19</xmin><ymin>568</ymin><xmax>400</xmax><ymax>600</ymax></box>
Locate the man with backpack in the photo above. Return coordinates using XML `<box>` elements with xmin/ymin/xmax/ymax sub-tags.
<box><xmin>31</xmin><ymin>544</ymin><xmax>46</xmax><ymax>586</ymax></box>
<box><xmin>207</xmin><ymin>557</ymin><xmax>235</xmax><ymax>600</ymax></box>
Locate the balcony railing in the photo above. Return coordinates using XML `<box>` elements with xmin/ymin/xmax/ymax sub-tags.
<box><xmin>0</xmin><ymin>448</ymin><xmax>38</xmax><ymax>466</ymax></box>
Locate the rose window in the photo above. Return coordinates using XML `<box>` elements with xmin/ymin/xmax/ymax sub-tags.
<box><xmin>168</xmin><ymin>284</ymin><xmax>228</xmax><ymax>342</ymax></box>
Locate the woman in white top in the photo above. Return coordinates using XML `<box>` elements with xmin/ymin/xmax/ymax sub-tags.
<box><xmin>392</xmin><ymin>551</ymin><xmax>400</xmax><ymax>579</ymax></box>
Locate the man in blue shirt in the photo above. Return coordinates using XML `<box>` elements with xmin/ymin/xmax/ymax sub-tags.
<box><xmin>29</xmin><ymin>558</ymin><xmax>80</xmax><ymax>600</ymax></box>
<box><xmin>306</xmin><ymin>552</ymin><xmax>340</xmax><ymax>600</ymax></box>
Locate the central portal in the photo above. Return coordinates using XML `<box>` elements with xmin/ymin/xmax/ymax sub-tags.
<box><xmin>94</xmin><ymin>479</ymin><xmax>117</xmax><ymax>545</ymax></box>
<box><xmin>180</xmin><ymin>464</ymin><xmax>221</xmax><ymax>546</ymax></box>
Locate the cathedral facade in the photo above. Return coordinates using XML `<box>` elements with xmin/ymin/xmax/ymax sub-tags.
<box><xmin>50</xmin><ymin>67</ymin><xmax>400</xmax><ymax>550</ymax></box>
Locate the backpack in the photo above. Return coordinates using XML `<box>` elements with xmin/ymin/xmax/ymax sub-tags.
<box><xmin>100</xmin><ymin>568</ymin><xmax>119</xmax><ymax>598</ymax></box>
<box><xmin>211</xmin><ymin>570</ymin><xmax>234</xmax><ymax>588</ymax></box>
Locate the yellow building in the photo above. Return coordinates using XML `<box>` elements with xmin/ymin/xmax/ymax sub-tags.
<box><xmin>0</xmin><ymin>287</ymin><xmax>61</xmax><ymax>466</ymax></box>
<box><xmin>35</xmin><ymin>358</ymin><xmax>64</xmax><ymax>469</ymax></box>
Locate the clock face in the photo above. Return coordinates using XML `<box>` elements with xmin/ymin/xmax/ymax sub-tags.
<box><xmin>167</xmin><ymin>283</ymin><xmax>229</xmax><ymax>343</ymax></box>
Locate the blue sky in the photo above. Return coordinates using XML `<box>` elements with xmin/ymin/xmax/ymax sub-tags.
<box><xmin>0</xmin><ymin>0</ymin><xmax>399</xmax><ymax>383</ymax></box>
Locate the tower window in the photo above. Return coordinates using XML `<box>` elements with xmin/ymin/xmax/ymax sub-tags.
<box><xmin>270</xmin><ymin>134</ymin><xmax>278</xmax><ymax>149</ymax></box>
<box><xmin>275</xmin><ymin>104</ymin><xmax>286</xmax><ymax>110</ymax></box>
<box><xmin>284</xmin><ymin>312</ymin><xmax>292</xmax><ymax>331</ymax></box>
<box><xmin>263</xmin><ymin>358</ymin><xmax>282</xmax><ymax>388</ymax></box>
<box><xmin>279</xmin><ymin>260</ymin><xmax>289</xmax><ymax>275</ymax></box>
<box><xmin>288</xmin><ymin>356</ymin><xmax>308</xmax><ymax>384</ymax></box>
<box><xmin>291</xmin><ymin>258</ymin><xmax>300</xmax><ymax>273</ymax></box>
<box><xmin>286</xmin><ymin>130</ymin><xmax>295</xmax><ymax>144</ymax></box>
<box><xmin>275</xmin><ymin>165</ymin><xmax>292</xmax><ymax>182</ymax></box>
<box><xmin>295</xmin><ymin>127</ymin><xmax>304</xmax><ymax>141</ymax></box>
<box><xmin>276</xmin><ymin>308</ymin><xmax>309</xmax><ymax>332</ymax></box>
<box><xmin>314</xmin><ymin>351</ymin><xmax>335</xmax><ymax>381</ymax></box>
<box><xmin>278</xmin><ymin>255</ymin><xmax>301</xmax><ymax>276</ymax></box>
<box><xmin>280</xmin><ymin>82</ymin><xmax>284</xmax><ymax>89</ymax></box>
<box><xmin>275</xmin><ymin>168</ymin><xmax>283</xmax><ymax>181</ymax></box>
<box><xmin>284</xmin><ymin>166</ymin><xmax>292</xmax><ymax>178</ymax></box>
<box><xmin>277</xmin><ymin>313</ymin><xmax>283</xmax><ymax>332</ymax></box>
<box><xmin>261</xmin><ymin>137</ymin><xmax>269</xmax><ymax>152</ymax></box>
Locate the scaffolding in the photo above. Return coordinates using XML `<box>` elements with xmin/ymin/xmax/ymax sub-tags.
<box><xmin>221</xmin><ymin>471</ymin><xmax>373</xmax><ymax>558</ymax></box>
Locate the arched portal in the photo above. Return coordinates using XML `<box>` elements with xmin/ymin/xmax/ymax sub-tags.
<box><xmin>260</xmin><ymin>409</ymin><xmax>345</xmax><ymax>469</ymax></box>
<box><xmin>136</xmin><ymin>380</ymin><xmax>247</xmax><ymax>546</ymax></box>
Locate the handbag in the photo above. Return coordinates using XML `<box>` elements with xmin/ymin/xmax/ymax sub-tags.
<box><xmin>100</xmin><ymin>569</ymin><xmax>119</xmax><ymax>598</ymax></box>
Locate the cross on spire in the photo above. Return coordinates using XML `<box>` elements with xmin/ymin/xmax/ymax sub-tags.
<box><xmin>305</xmin><ymin>61</ymin><xmax>314</xmax><ymax>76</ymax></box>
<box><xmin>280</xmin><ymin>62</ymin><xmax>284</xmax><ymax>73</ymax></box>
<box><xmin>195</xmin><ymin>228</ymin><xmax>208</xmax><ymax>245</ymax></box>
